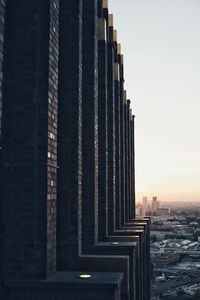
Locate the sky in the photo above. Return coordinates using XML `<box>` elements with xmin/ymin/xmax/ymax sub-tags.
<box><xmin>109</xmin><ymin>0</ymin><xmax>200</xmax><ymax>203</ymax></box>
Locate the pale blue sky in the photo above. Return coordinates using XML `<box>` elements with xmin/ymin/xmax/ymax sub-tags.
<box><xmin>109</xmin><ymin>0</ymin><xmax>200</xmax><ymax>202</ymax></box>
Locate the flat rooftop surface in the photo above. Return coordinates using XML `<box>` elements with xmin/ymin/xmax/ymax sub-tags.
<box><xmin>6</xmin><ymin>271</ymin><xmax>123</xmax><ymax>289</ymax></box>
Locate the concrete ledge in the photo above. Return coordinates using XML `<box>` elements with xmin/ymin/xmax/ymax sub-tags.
<box><xmin>80</xmin><ymin>241</ymin><xmax>139</xmax><ymax>300</ymax></box>
<box><xmin>5</xmin><ymin>271</ymin><xmax>123</xmax><ymax>289</ymax></box>
<box><xmin>5</xmin><ymin>271</ymin><xmax>123</xmax><ymax>300</ymax></box>
<box><xmin>122</xmin><ymin>222</ymin><xmax>148</xmax><ymax>229</ymax></box>
<box><xmin>124</xmin><ymin>218</ymin><xmax>150</xmax><ymax>231</ymax></box>
<box><xmin>94</xmin><ymin>242</ymin><xmax>138</xmax><ymax>300</ymax></box>
<box><xmin>80</xmin><ymin>255</ymin><xmax>129</xmax><ymax>300</ymax></box>
<box><xmin>108</xmin><ymin>230</ymin><xmax>149</xmax><ymax>299</ymax></box>
<box><xmin>106</xmin><ymin>235</ymin><xmax>140</xmax><ymax>243</ymax></box>
<box><xmin>111</xmin><ymin>228</ymin><xmax>149</xmax><ymax>300</ymax></box>
<box><xmin>114</xmin><ymin>228</ymin><xmax>144</xmax><ymax>235</ymax></box>
<box><xmin>105</xmin><ymin>236</ymin><xmax>141</xmax><ymax>300</ymax></box>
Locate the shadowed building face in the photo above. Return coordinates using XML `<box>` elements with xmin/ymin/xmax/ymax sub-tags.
<box><xmin>1</xmin><ymin>0</ymin><xmax>59</xmax><ymax>279</ymax></box>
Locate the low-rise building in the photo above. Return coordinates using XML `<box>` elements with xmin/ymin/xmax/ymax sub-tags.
<box><xmin>151</xmin><ymin>251</ymin><xmax>180</xmax><ymax>267</ymax></box>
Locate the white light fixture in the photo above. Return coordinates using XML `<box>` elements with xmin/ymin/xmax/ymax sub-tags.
<box><xmin>78</xmin><ymin>274</ymin><xmax>92</xmax><ymax>279</ymax></box>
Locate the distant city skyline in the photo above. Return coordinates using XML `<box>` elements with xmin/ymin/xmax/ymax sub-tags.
<box><xmin>110</xmin><ymin>0</ymin><xmax>200</xmax><ymax>202</ymax></box>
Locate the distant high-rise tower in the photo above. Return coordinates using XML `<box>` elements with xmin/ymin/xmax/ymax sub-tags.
<box><xmin>143</xmin><ymin>197</ymin><xmax>148</xmax><ymax>208</ymax></box>
<box><xmin>152</xmin><ymin>196</ymin><xmax>159</xmax><ymax>212</ymax></box>
<box><xmin>143</xmin><ymin>196</ymin><xmax>148</xmax><ymax>215</ymax></box>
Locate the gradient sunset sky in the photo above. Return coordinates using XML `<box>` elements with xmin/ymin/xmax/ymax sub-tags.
<box><xmin>109</xmin><ymin>0</ymin><xmax>200</xmax><ymax>202</ymax></box>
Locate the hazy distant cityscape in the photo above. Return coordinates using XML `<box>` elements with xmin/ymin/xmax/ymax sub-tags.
<box><xmin>137</xmin><ymin>197</ymin><xmax>200</xmax><ymax>300</ymax></box>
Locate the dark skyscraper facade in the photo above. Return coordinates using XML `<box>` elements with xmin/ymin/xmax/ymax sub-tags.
<box><xmin>57</xmin><ymin>0</ymin><xmax>83</xmax><ymax>272</ymax></box>
<box><xmin>0</xmin><ymin>1</ymin><xmax>150</xmax><ymax>300</ymax></box>
<box><xmin>2</xmin><ymin>0</ymin><xmax>59</xmax><ymax>279</ymax></box>
<box><xmin>0</xmin><ymin>0</ymin><xmax>4</xmax><ymax>144</ymax></box>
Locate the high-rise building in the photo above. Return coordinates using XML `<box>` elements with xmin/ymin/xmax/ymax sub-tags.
<box><xmin>143</xmin><ymin>196</ymin><xmax>148</xmax><ymax>215</ymax></box>
<box><xmin>152</xmin><ymin>196</ymin><xmax>159</xmax><ymax>212</ymax></box>
<box><xmin>0</xmin><ymin>1</ymin><xmax>150</xmax><ymax>300</ymax></box>
<box><xmin>143</xmin><ymin>197</ymin><xmax>148</xmax><ymax>208</ymax></box>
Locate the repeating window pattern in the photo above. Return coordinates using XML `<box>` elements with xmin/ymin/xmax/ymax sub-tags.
<box><xmin>46</xmin><ymin>0</ymin><xmax>59</xmax><ymax>276</ymax></box>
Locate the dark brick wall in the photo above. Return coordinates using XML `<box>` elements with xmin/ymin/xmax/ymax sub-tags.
<box><xmin>82</xmin><ymin>0</ymin><xmax>99</xmax><ymax>248</ymax></box>
<box><xmin>0</xmin><ymin>1</ymin><xmax>5</xmax><ymax>295</ymax></box>
<box><xmin>57</xmin><ymin>0</ymin><xmax>82</xmax><ymax>271</ymax></box>
<box><xmin>46</xmin><ymin>0</ymin><xmax>59</xmax><ymax>277</ymax></box>
<box><xmin>130</xmin><ymin>114</ymin><xmax>135</xmax><ymax>220</ymax></box>
<box><xmin>107</xmin><ymin>39</ymin><xmax>115</xmax><ymax>235</ymax></box>
<box><xmin>114</xmin><ymin>63</ymin><xmax>121</xmax><ymax>230</ymax></box>
<box><xmin>1</xmin><ymin>0</ymin><xmax>59</xmax><ymax>279</ymax></box>
<box><xmin>97</xmin><ymin>26</ymin><xmax>108</xmax><ymax>240</ymax></box>
<box><xmin>0</xmin><ymin>0</ymin><xmax>4</xmax><ymax>144</ymax></box>
<box><xmin>124</xmin><ymin>99</ymin><xmax>132</xmax><ymax>222</ymax></box>
<box><xmin>119</xmin><ymin>56</ymin><xmax>126</xmax><ymax>226</ymax></box>
<box><xmin>124</xmin><ymin>97</ymin><xmax>129</xmax><ymax>223</ymax></box>
<box><xmin>127</xmin><ymin>101</ymin><xmax>131</xmax><ymax>222</ymax></box>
